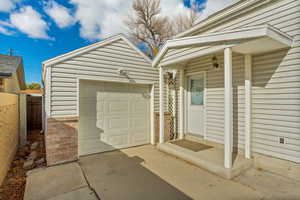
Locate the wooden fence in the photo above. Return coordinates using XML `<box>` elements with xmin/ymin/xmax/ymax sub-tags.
<box><xmin>27</xmin><ymin>96</ymin><xmax>42</xmax><ymax>131</ymax></box>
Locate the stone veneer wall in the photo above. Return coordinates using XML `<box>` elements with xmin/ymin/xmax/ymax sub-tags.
<box><xmin>45</xmin><ymin>117</ymin><xmax>78</xmax><ymax>166</ymax></box>
<box><xmin>0</xmin><ymin>93</ymin><xmax>19</xmax><ymax>185</ymax></box>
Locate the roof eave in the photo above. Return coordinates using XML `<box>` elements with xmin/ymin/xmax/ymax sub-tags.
<box><xmin>42</xmin><ymin>34</ymin><xmax>152</xmax><ymax>68</ymax></box>
<box><xmin>174</xmin><ymin>0</ymin><xmax>271</xmax><ymax>39</ymax></box>
<box><xmin>153</xmin><ymin>24</ymin><xmax>293</xmax><ymax>68</ymax></box>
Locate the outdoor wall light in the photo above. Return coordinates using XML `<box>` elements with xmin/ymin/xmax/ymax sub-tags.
<box><xmin>117</xmin><ymin>68</ymin><xmax>129</xmax><ymax>76</ymax></box>
<box><xmin>212</xmin><ymin>55</ymin><xmax>220</xmax><ymax>70</ymax></box>
<box><xmin>164</xmin><ymin>72</ymin><xmax>173</xmax><ymax>80</ymax></box>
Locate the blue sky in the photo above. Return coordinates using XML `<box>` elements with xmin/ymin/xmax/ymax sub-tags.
<box><xmin>0</xmin><ymin>0</ymin><xmax>237</xmax><ymax>84</ymax></box>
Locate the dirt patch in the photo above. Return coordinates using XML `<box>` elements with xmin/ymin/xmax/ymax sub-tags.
<box><xmin>0</xmin><ymin>130</ymin><xmax>46</xmax><ymax>200</ymax></box>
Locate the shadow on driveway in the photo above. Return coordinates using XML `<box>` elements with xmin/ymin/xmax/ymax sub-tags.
<box><xmin>79</xmin><ymin>148</ymin><xmax>192</xmax><ymax>200</ymax></box>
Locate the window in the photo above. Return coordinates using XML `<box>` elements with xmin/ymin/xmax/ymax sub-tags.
<box><xmin>0</xmin><ymin>78</ymin><xmax>4</xmax><ymax>92</ymax></box>
<box><xmin>190</xmin><ymin>78</ymin><xmax>204</xmax><ymax>105</ymax></box>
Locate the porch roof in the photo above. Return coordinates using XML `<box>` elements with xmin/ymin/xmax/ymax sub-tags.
<box><xmin>153</xmin><ymin>24</ymin><xmax>294</xmax><ymax>68</ymax></box>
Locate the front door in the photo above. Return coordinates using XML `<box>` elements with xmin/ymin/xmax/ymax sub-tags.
<box><xmin>187</xmin><ymin>74</ymin><xmax>205</xmax><ymax>136</ymax></box>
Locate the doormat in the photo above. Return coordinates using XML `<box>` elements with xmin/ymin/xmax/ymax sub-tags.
<box><xmin>171</xmin><ymin>139</ymin><xmax>213</xmax><ymax>152</ymax></box>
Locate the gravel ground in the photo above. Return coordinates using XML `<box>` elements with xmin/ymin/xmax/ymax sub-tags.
<box><xmin>0</xmin><ymin>130</ymin><xmax>46</xmax><ymax>200</ymax></box>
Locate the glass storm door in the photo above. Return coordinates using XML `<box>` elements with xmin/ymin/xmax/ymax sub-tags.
<box><xmin>187</xmin><ymin>75</ymin><xmax>205</xmax><ymax>136</ymax></box>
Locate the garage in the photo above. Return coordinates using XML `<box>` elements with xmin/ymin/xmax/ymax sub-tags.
<box><xmin>79</xmin><ymin>80</ymin><xmax>151</xmax><ymax>156</ymax></box>
<box><xmin>43</xmin><ymin>35</ymin><xmax>158</xmax><ymax>165</ymax></box>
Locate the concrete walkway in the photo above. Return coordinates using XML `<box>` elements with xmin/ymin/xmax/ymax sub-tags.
<box><xmin>24</xmin><ymin>145</ymin><xmax>300</xmax><ymax>200</ymax></box>
<box><xmin>24</xmin><ymin>163</ymin><xmax>98</xmax><ymax>200</ymax></box>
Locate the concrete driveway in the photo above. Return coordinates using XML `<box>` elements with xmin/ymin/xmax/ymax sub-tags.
<box><xmin>25</xmin><ymin>145</ymin><xmax>300</xmax><ymax>200</ymax></box>
<box><xmin>79</xmin><ymin>145</ymin><xmax>263</xmax><ymax>200</ymax></box>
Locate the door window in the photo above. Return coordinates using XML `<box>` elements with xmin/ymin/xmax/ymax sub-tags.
<box><xmin>190</xmin><ymin>78</ymin><xmax>204</xmax><ymax>105</ymax></box>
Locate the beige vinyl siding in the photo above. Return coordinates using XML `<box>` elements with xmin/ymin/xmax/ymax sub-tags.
<box><xmin>194</xmin><ymin>0</ymin><xmax>300</xmax><ymax>35</ymax></box>
<box><xmin>161</xmin><ymin>0</ymin><xmax>299</xmax><ymax>63</ymax></box>
<box><xmin>252</xmin><ymin>49</ymin><xmax>300</xmax><ymax>162</ymax></box>
<box><xmin>49</xmin><ymin>39</ymin><xmax>159</xmax><ymax>118</ymax></box>
<box><xmin>167</xmin><ymin>0</ymin><xmax>300</xmax><ymax>162</ymax></box>
<box><xmin>185</xmin><ymin>53</ymin><xmax>245</xmax><ymax>149</ymax></box>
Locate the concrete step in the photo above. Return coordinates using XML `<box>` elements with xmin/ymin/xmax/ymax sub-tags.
<box><xmin>157</xmin><ymin>142</ymin><xmax>253</xmax><ymax>179</ymax></box>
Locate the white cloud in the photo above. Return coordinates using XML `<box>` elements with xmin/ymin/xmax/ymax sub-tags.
<box><xmin>10</xmin><ymin>6</ymin><xmax>50</xmax><ymax>39</ymax></box>
<box><xmin>66</xmin><ymin>0</ymin><xmax>239</xmax><ymax>40</ymax></box>
<box><xmin>160</xmin><ymin>0</ymin><xmax>191</xmax><ymax>17</ymax></box>
<box><xmin>0</xmin><ymin>20</ymin><xmax>14</xmax><ymax>35</ymax></box>
<box><xmin>0</xmin><ymin>0</ymin><xmax>20</xmax><ymax>12</ymax></box>
<box><xmin>0</xmin><ymin>26</ymin><xmax>13</xmax><ymax>35</ymax></box>
<box><xmin>70</xmin><ymin>0</ymin><xmax>194</xmax><ymax>40</ymax></box>
<box><xmin>44</xmin><ymin>1</ymin><xmax>76</xmax><ymax>28</ymax></box>
<box><xmin>197</xmin><ymin>0</ymin><xmax>239</xmax><ymax>22</ymax></box>
<box><xmin>70</xmin><ymin>0</ymin><xmax>130</xmax><ymax>40</ymax></box>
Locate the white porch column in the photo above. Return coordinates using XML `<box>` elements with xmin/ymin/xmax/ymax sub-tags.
<box><xmin>224</xmin><ymin>47</ymin><xmax>233</xmax><ymax>169</ymax></box>
<box><xmin>245</xmin><ymin>54</ymin><xmax>252</xmax><ymax>159</ymax></box>
<box><xmin>159</xmin><ymin>66</ymin><xmax>165</xmax><ymax>143</ymax></box>
<box><xmin>179</xmin><ymin>69</ymin><xmax>185</xmax><ymax>139</ymax></box>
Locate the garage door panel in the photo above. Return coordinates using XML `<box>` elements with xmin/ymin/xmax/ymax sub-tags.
<box><xmin>101</xmin><ymin>133</ymin><xmax>129</xmax><ymax>146</ymax></box>
<box><xmin>107</xmin><ymin>101</ymin><xmax>129</xmax><ymax>114</ymax></box>
<box><xmin>79</xmin><ymin>81</ymin><xmax>150</xmax><ymax>156</ymax></box>
<box><xmin>107</xmin><ymin>118</ymin><xmax>129</xmax><ymax>129</ymax></box>
<box><xmin>131</xmin><ymin>101</ymin><xmax>148</xmax><ymax>113</ymax></box>
<box><xmin>101</xmin><ymin>92</ymin><xmax>130</xmax><ymax>101</ymax></box>
<box><xmin>130</xmin><ymin>118</ymin><xmax>148</xmax><ymax>129</ymax></box>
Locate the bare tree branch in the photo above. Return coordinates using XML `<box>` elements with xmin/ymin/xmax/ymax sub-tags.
<box><xmin>125</xmin><ymin>0</ymin><xmax>201</xmax><ymax>57</ymax></box>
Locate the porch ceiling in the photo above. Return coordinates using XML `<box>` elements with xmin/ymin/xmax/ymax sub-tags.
<box><xmin>153</xmin><ymin>24</ymin><xmax>294</xmax><ymax>68</ymax></box>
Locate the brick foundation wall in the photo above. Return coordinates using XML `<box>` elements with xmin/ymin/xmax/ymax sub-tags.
<box><xmin>46</xmin><ymin>117</ymin><xmax>78</xmax><ymax>166</ymax></box>
<box><xmin>155</xmin><ymin>112</ymin><xmax>172</xmax><ymax>142</ymax></box>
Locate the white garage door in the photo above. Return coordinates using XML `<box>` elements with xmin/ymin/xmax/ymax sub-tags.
<box><xmin>79</xmin><ymin>80</ymin><xmax>151</xmax><ymax>156</ymax></box>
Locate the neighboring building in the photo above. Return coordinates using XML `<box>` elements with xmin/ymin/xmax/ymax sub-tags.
<box><xmin>0</xmin><ymin>54</ymin><xmax>26</xmax><ymax>93</ymax></box>
<box><xmin>0</xmin><ymin>54</ymin><xmax>26</xmax><ymax>185</ymax></box>
<box><xmin>154</xmin><ymin>0</ymin><xmax>300</xmax><ymax>179</ymax></box>
<box><xmin>43</xmin><ymin>34</ymin><xmax>159</xmax><ymax>165</ymax></box>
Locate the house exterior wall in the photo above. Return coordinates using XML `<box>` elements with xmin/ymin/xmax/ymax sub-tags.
<box><xmin>169</xmin><ymin>0</ymin><xmax>300</xmax><ymax>163</ymax></box>
<box><xmin>161</xmin><ymin>0</ymin><xmax>299</xmax><ymax>62</ymax></box>
<box><xmin>44</xmin><ymin>38</ymin><xmax>163</xmax><ymax>165</ymax></box>
<box><xmin>0</xmin><ymin>93</ymin><xmax>19</xmax><ymax>185</ymax></box>
<box><xmin>3</xmin><ymin>72</ymin><xmax>21</xmax><ymax>93</ymax></box>
<box><xmin>47</xmin><ymin>39</ymin><xmax>158</xmax><ymax>118</ymax></box>
<box><xmin>184</xmin><ymin>52</ymin><xmax>245</xmax><ymax>150</ymax></box>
